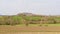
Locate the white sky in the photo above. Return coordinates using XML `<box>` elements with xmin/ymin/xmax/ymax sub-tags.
<box><xmin>0</xmin><ymin>0</ymin><xmax>60</xmax><ymax>15</ymax></box>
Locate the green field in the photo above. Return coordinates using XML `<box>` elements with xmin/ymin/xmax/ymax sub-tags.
<box><xmin>16</xmin><ymin>24</ymin><xmax>60</xmax><ymax>26</ymax></box>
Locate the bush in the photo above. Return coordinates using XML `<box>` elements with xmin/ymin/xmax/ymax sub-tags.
<box><xmin>25</xmin><ymin>23</ymin><xmax>29</xmax><ymax>26</ymax></box>
<box><xmin>6</xmin><ymin>22</ymin><xmax>10</xmax><ymax>25</ymax></box>
<box><xmin>39</xmin><ymin>25</ymin><xmax>42</xmax><ymax>26</ymax></box>
<box><xmin>44</xmin><ymin>25</ymin><xmax>48</xmax><ymax>26</ymax></box>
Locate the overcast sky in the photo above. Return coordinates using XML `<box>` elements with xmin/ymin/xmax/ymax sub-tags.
<box><xmin>0</xmin><ymin>0</ymin><xmax>60</xmax><ymax>15</ymax></box>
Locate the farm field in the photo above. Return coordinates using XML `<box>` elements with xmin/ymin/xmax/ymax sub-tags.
<box><xmin>0</xmin><ymin>24</ymin><xmax>60</xmax><ymax>34</ymax></box>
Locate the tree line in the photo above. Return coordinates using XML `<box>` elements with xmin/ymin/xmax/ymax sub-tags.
<box><xmin>0</xmin><ymin>15</ymin><xmax>60</xmax><ymax>26</ymax></box>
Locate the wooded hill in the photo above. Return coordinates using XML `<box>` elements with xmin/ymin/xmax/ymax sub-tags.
<box><xmin>0</xmin><ymin>13</ymin><xmax>60</xmax><ymax>25</ymax></box>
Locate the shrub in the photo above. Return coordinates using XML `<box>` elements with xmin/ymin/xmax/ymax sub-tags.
<box><xmin>44</xmin><ymin>25</ymin><xmax>48</xmax><ymax>26</ymax></box>
<box><xmin>39</xmin><ymin>25</ymin><xmax>42</xmax><ymax>26</ymax></box>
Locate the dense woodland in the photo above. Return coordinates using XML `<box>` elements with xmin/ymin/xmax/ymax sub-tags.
<box><xmin>0</xmin><ymin>13</ymin><xmax>60</xmax><ymax>25</ymax></box>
